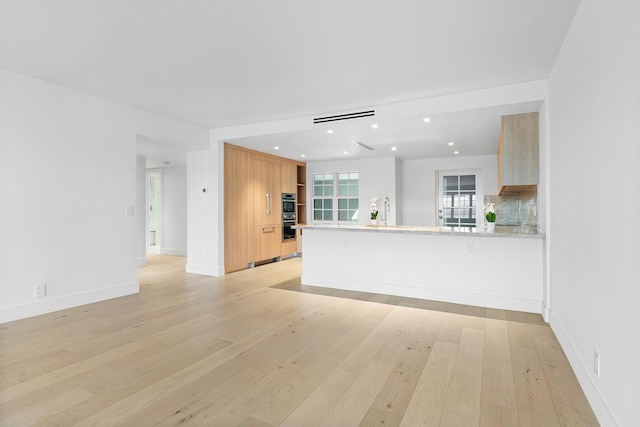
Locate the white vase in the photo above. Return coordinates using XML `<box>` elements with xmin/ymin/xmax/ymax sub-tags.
<box><xmin>486</xmin><ymin>222</ymin><xmax>495</xmax><ymax>233</ymax></box>
<box><xmin>371</xmin><ymin>218</ymin><xmax>378</xmax><ymax>226</ymax></box>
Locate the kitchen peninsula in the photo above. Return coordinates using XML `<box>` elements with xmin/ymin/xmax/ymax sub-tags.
<box><xmin>294</xmin><ymin>224</ymin><xmax>544</xmax><ymax>315</ymax></box>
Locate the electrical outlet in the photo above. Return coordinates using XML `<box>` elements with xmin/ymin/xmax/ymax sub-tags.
<box><xmin>34</xmin><ymin>283</ymin><xmax>46</xmax><ymax>297</ymax></box>
<box><xmin>593</xmin><ymin>350</ymin><xmax>601</xmax><ymax>377</ymax></box>
<box><xmin>343</xmin><ymin>238</ymin><xmax>349</xmax><ymax>247</ymax></box>
<box><xmin>466</xmin><ymin>243</ymin><xmax>474</xmax><ymax>254</ymax></box>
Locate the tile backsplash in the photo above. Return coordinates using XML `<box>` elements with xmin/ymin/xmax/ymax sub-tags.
<box><xmin>484</xmin><ymin>193</ymin><xmax>538</xmax><ymax>228</ymax></box>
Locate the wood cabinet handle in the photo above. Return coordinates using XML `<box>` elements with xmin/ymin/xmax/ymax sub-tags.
<box><xmin>262</xmin><ymin>226</ymin><xmax>275</xmax><ymax>233</ymax></box>
<box><xmin>265</xmin><ymin>193</ymin><xmax>270</xmax><ymax>215</ymax></box>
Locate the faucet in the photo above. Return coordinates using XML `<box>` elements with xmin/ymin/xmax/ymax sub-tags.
<box><xmin>381</xmin><ymin>196</ymin><xmax>390</xmax><ymax>226</ymax></box>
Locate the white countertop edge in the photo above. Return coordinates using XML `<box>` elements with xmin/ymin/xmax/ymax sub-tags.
<box><xmin>292</xmin><ymin>224</ymin><xmax>544</xmax><ymax>239</ymax></box>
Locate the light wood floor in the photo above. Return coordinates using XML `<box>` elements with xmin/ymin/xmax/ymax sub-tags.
<box><xmin>0</xmin><ymin>255</ymin><xmax>598</xmax><ymax>426</ymax></box>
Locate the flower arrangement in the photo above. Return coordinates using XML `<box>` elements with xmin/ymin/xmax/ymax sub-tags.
<box><xmin>370</xmin><ymin>197</ymin><xmax>379</xmax><ymax>220</ymax></box>
<box><xmin>485</xmin><ymin>202</ymin><xmax>496</xmax><ymax>223</ymax></box>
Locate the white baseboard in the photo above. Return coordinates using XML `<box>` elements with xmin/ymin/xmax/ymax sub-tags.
<box><xmin>186</xmin><ymin>263</ymin><xmax>224</xmax><ymax>277</ymax></box>
<box><xmin>549</xmin><ymin>310</ymin><xmax>617</xmax><ymax>427</ymax></box>
<box><xmin>0</xmin><ymin>281</ymin><xmax>139</xmax><ymax>324</ymax></box>
<box><xmin>161</xmin><ymin>248</ymin><xmax>187</xmax><ymax>256</ymax></box>
<box><xmin>301</xmin><ymin>274</ymin><xmax>542</xmax><ymax>314</ymax></box>
<box><xmin>137</xmin><ymin>256</ymin><xmax>148</xmax><ymax>266</ymax></box>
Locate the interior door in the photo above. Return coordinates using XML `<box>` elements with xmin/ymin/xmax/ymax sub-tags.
<box><xmin>437</xmin><ymin>170</ymin><xmax>481</xmax><ymax>230</ymax></box>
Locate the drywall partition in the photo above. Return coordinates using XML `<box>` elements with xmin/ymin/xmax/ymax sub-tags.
<box><xmin>0</xmin><ymin>69</ymin><xmax>208</xmax><ymax>323</ymax></box>
<box><xmin>136</xmin><ymin>156</ymin><xmax>147</xmax><ymax>266</ymax></box>
<box><xmin>547</xmin><ymin>0</ymin><xmax>640</xmax><ymax>425</ymax></box>
<box><xmin>161</xmin><ymin>166</ymin><xmax>187</xmax><ymax>256</ymax></box>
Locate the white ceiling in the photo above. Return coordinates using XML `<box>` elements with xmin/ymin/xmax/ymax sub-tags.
<box><xmin>0</xmin><ymin>0</ymin><xmax>579</xmax><ymax>162</ymax></box>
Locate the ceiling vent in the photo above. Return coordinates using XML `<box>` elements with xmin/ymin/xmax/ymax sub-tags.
<box><xmin>352</xmin><ymin>141</ymin><xmax>375</xmax><ymax>151</ymax></box>
<box><xmin>313</xmin><ymin>110</ymin><xmax>375</xmax><ymax>124</ymax></box>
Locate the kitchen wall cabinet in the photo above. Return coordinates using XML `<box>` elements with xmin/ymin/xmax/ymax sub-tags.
<box><xmin>281</xmin><ymin>161</ymin><xmax>297</xmax><ymax>195</ymax></box>
<box><xmin>253</xmin><ymin>156</ymin><xmax>281</xmax><ymax>226</ymax></box>
<box><xmin>252</xmin><ymin>156</ymin><xmax>281</xmax><ymax>261</ymax></box>
<box><xmin>224</xmin><ymin>145</ymin><xmax>253</xmax><ymax>272</ymax></box>
<box><xmin>498</xmin><ymin>112</ymin><xmax>539</xmax><ymax>195</ymax></box>
<box><xmin>224</xmin><ymin>143</ymin><xmax>305</xmax><ymax>273</ymax></box>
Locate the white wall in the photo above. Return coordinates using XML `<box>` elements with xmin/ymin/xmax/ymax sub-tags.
<box><xmin>161</xmin><ymin>166</ymin><xmax>187</xmax><ymax>256</ymax></box>
<box><xmin>402</xmin><ymin>155</ymin><xmax>498</xmax><ymax>226</ymax></box>
<box><xmin>547</xmin><ymin>0</ymin><xmax>640</xmax><ymax>425</ymax></box>
<box><xmin>307</xmin><ymin>157</ymin><xmax>399</xmax><ymax>225</ymax></box>
<box><xmin>0</xmin><ymin>69</ymin><xmax>208</xmax><ymax>323</ymax></box>
<box><xmin>136</xmin><ymin>156</ymin><xmax>147</xmax><ymax>266</ymax></box>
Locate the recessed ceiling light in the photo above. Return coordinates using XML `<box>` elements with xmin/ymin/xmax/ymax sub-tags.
<box><xmin>274</xmin><ymin>146</ymin><xmax>280</xmax><ymax>150</ymax></box>
<box><xmin>371</xmin><ymin>124</ymin><xmax>379</xmax><ymax>129</ymax></box>
<box><xmin>343</xmin><ymin>151</ymin><xmax>349</xmax><ymax>154</ymax></box>
<box><xmin>423</xmin><ymin>117</ymin><xmax>431</xmax><ymax>123</ymax></box>
<box><xmin>301</xmin><ymin>154</ymin><xmax>306</xmax><ymax>158</ymax></box>
<box><xmin>327</xmin><ymin>129</ymin><xmax>334</xmax><ymax>134</ymax></box>
<box><xmin>454</xmin><ymin>151</ymin><xmax>459</xmax><ymax>155</ymax></box>
<box><xmin>391</xmin><ymin>147</ymin><xmax>397</xmax><ymax>151</ymax></box>
<box><xmin>448</xmin><ymin>141</ymin><xmax>454</xmax><ymax>146</ymax></box>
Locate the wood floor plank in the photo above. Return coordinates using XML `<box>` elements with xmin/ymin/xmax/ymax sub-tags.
<box><xmin>439</xmin><ymin>327</ymin><xmax>485</xmax><ymax>427</ymax></box>
<box><xmin>0</xmin><ymin>254</ymin><xmax>599</xmax><ymax>426</ymax></box>
<box><xmin>398</xmin><ymin>340</ymin><xmax>459</xmax><ymax>426</ymax></box>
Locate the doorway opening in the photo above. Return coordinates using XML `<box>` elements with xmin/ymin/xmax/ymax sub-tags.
<box><xmin>436</xmin><ymin>169</ymin><xmax>483</xmax><ymax>230</ymax></box>
<box><xmin>146</xmin><ymin>168</ymin><xmax>163</xmax><ymax>254</ymax></box>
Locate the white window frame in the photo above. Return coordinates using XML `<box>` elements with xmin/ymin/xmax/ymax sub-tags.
<box><xmin>312</xmin><ymin>171</ymin><xmax>359</xmax><ymax>223</ymax></box>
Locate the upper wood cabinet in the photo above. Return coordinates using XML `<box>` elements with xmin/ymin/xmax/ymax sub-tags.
<box><xmin>498</xmin><ymin>112</ymin><xmax>539</xmax><ymax>195</ymax></box>
<box><xmin>281</xmin><ymin>161</ymin><xmax>297</xmax><ymax>195</ymax></box>
<box><xmin>253</xmin><ymin>156</ymin><xmax>281</xmax><ymax>226</ymax></box>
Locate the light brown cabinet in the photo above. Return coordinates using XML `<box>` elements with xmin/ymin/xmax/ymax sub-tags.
<box><xmin>281</xmin><ymin>161</ymin><xmax>297</xmax><ymax>195</ymax></box>
<box><xmin>224</xmin><ymin>146</ymin><xmax>253</xmax><ymax>272</ymax></box>
<box><xmin>224</xmin><ymin>143</ymin><xmax>305</xmax><ymax>273</ymax></box>
<box><xmin>252</xmin><ymin>156</ymin><xmax>281</xmax><ymax>261</ymax></box>
<box><xmin>498</xmin><ymin>112</ymin><xmax>539</xmax><ymax>195</ymax></box>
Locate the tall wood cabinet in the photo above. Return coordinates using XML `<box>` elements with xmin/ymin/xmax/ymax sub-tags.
<box><xmin>224</xmin><ymin>146</ymin><xmax>252</xmax><ymax>272</ymax></box>
<box><xmin>498</xmin><ymin>112</ymin><xmax>539</xmax><ymax>195</ymax></box>
<box><xmin>252</xmin><ymin>156</ymin><xmax>281</xmax><ymax>262</ymax></box>
<box><xmin>224</xmin><ymin>143</ymin><xmax>306</xmax><ymax>273</ymax></box>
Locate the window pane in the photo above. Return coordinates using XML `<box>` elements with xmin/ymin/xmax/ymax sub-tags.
<box><xmin>324</xmin><ymin>185</ymin><xmax>333</xmax><ymax>197</ymax></box>
<box><xmin>314</xmin><ymin>210</ymin><xmax>322</xmax><ymax>220</ymax></box>
<box><xmin>338</xmin><ymin>211</ymin><xmax>348</xmax><ymax>221</ymax></box>
<box><xmin>323</xmin><ymin>199</ymin><xmax>333</xmax><ymax>209</ymax></box>
<box><xmin>323</xmin><ymin>174</ymin><xmax>333</xmax><ymax>184</ymax></box>
<box><xmin>349</xmin><ymin>172</ymin><xmax>359</xmax><ymax>181</ymax></box>
<box><xmin>338</xmin><ymin>185</ymin><xmax>348</xmax><ymax>196</ymax></box>
<box><xmin>349</xmin><ymin>184</ymin><xmax>358</xmax><ymax>196</ymax></box>
<box><xmin>349</xmin><ymin>199</ymin><xmax>359</xmax><ymax>209</ymax></box>
<box><xmin>314</xmin><ymin>186</ymin><xmax>323</xmax><ymax>196</ymax></box>
<box><xmin>313</xmin><ymin>199</ymin><xmax>322</xmax><ymax>209</ymax></box>
<box><xmin>324</xmin><ymin>210</ymin><xmax>333</xmax><ymax>221</ymax></box>
<box><xmin>338</xmin><ymin>199</ymin><xmax>348</xmax><ymax>209</ymax></box>
<box><xmin>444</xmin><ymin>176</ymin><xmax>459</xmax><ymax>191</ymax></box>
<box><xmin>460</xmin><ymin>175</ymin><xmax>476</xmax><ymax>191</ymax></box>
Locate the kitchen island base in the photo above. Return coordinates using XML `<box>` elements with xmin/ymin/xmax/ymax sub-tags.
<box><xmin>299</xmin><ymin>226</ymin><xmax>544</xmax><ymax>314</ymax></box>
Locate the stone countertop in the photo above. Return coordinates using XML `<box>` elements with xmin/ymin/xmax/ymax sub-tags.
<box><xmin>293</xmin><ymin>224</ymin><xmax>544</xmax><ymax>239</ymax></box>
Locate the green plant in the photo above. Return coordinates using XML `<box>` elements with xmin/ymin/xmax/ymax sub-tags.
<box><xmin>370</xmin><ymin>197</ymin><xmax>379</xmax><ymax>220</ymax></box>
<box><xmin>485</xmin><ymin>202</ymin><xmax>496</xmax><ymax>222</ymax></box>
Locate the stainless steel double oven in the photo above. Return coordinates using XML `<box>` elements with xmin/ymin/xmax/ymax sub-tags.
<box><xmin>281</xmin><ymin>193</ymin><xmax>296</xmax><ymax>241</ymax></box>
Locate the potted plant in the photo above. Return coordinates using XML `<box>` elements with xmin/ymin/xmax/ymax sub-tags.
<box><xmin>370</xmin><ymin>197</ymin><xmax>379</xmax><ymax>225</ymax></box>
<box><xmin>484</xmin><ymin>202</ymin><xmax>496</xmax><ymax>232</ymax></box>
